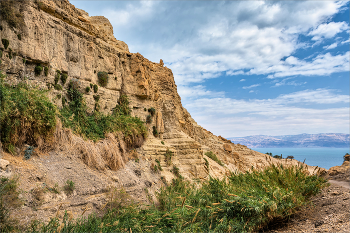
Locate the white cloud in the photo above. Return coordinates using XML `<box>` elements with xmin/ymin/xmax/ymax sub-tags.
<box><xmin>243</xmin><ymin>84</ymin><xmax>261</xmax><ymax>89</ymax></box>
<box><xmin>341</xmin><ymin>39</ymin><xmax>350</xmax><ymax>44</ymax></box>
<box><xmin>308</xmin><ymin>22</ymin><xmax>349</xmax><ymax>41</ymax></box>
<box><xmin>323</xmin><ymin>43</ymin><xmax>338</xmax><ymax>50</ymax></box>
<box><xmin>184</xmin><ymin>89</ymin><xmax>350</xmax><ymax>137</ymax></box>
<box><xmin>239</xmin><ymin>79</ymin><xmax>246</xmax><ymax>82</ymax></box>
<box><xmin>177</xmin><ymin>85</ymin><xmax>225</xmax><ymax>99</ymax></box>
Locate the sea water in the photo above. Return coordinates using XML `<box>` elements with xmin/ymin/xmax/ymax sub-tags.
<box><xmin>253</xmin><ymin>148</ymin><xmax>349</xmax><ymax>170</ymax></box>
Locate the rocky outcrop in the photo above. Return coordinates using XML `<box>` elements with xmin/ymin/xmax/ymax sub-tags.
<box><xmin>328</xmin><ymin>154</ymin><xmax>350</xmax><ymax>181</ymax></box>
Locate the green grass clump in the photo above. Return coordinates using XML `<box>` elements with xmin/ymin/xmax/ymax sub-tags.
<box><xmin>64</xmin><ymin>180</ymin><xmax>75</xmax><ymax>194</ymax></box>
<box><xmin>148</xmin><ymin>107</ymin><xmax>155</xmax><ymax>116</ymax></box>
<box><xmin>44</xmin><ymin>66</ymin><xmax>48</xmax><ymax>76</ymax></box>
<box><xmin>59</xmin><ymin>84</ymin><xmax>146</xmax><ymax>143</ymax></box>
<box><xmin>97</xmin><ymin>71</ymin><xmax>108</xmax><ymax>87</ymax></box>
<box><xmin>205</xmin><ymin>151</ymin><xmax>224</xmax><ymax>166</ymax></box>
<box><xmin>54</xmin><ymin>84</ymin><xmax>62</xmax><ymax>91</ymax></box>
<box><xmin>164</xmin><ymin>149</ymin><xmax>173</xmax><ymax>166</ymax></box>
<box><xmin>34</xmin><ymin>65</ymin><xmax>43</xmax><ymax>76</ymax></box>
<box><xmin>1</xmin><ymin>39</ymin><xmax>9</xmax><ymax>49</ymax></box>
<box><xmin>28</xmin><ymin>164</ymin><xmax>327</xmax><ymax>233</ymax></box>
<box><xmin>93</xmin><ymin>84</ymin><xmax>98</xmax><ymax>93</ymax></box>
<box><xmin>61</xmin><ymin>73</ymin><xmax>68</xmax><ymax>85</ymax></box>
<box><xmin>85</xmin><ymin>86</ymin><xmax>90</xmax><ymax>93</ymax></box>
<box><xmin>0</xmin><ymin>72</ymin><xmax>57</xmax><ymax>152</ymax></box>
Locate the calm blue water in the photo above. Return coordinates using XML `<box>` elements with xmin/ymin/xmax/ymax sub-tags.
<box><xmin>253</xmin><ymin>148</ymin><xmax>349</xmax><ymax>170</ymax></box>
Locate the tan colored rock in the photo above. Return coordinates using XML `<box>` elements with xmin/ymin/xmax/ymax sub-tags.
<box><xmin>0</xmin><ymin>159</ymin><xmax>9</xmax><ymax>170</ymax></box>
<box><xmin>156</xmin><ymin>112</ymin><xmax>165</xmax><ymax>135</ymax></box>
<box><xmin>344</xmin><ymin>154</ymin><xmax>350</xmax><ymax>161</ymax></box>
<box><xmin>223</xmin><ymin>143</ymin><xmax>232</xmax><ymax>152</ymax></box>
<box><xmin>78</xmin><ymin>16</ymin><xmax>88</xmax><ymax>22</ymax></box>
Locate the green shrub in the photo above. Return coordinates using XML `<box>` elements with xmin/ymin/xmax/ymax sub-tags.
<box><xmin>93</xmin><ymin>94</ymin><xmax>100</xmax><ymax>102</ymax></box>
<box><xmin>205</xmin><ymin>151</ymin><xmax>224</xmax><ymax>166</ymax></box>
<box><xmin>146</xmin><ymin>115</ymin><xmax>152</xmax><ymax>124</ymax></box>
<box><xmin>148</xmin><ymin>107</ymin><xmax>156</xmax><ymax>116</ymax></box>
<box><xmin>17</xmin><ymin>34</ymin><xmax>21</xmax><ymax>40</ymax></box>
<box><xmin>171</xmin><ymin>165</ymin><xmax>181</xmax><ymax>178</ymax></box>
<box><xmin>54</xmin><ymin>71</ymin><xmax>60</xmax><ymax>84</ymax></box>
<box><xmin>93</xmin><ymin>84</ymin><xmax>98</xmax><ymax>93</ymax></box>
<box><xmin>152</xmin><ymin>126</ymin><xmax>158</xmax><ymax>137</ymax></box>
<box><xmin>61</xmin><ymin>73</ymin><xmax>68</xmax><ymax>85</ymax></box>
<box><xmin>54</xmin><ymin>84</ymin><xmax>62</xmax><ymax>91</ymax></box>
<box><xmin>1</xmin><ymin>39</ymin><xmax>9</xmax><ymax>49</ymax></box>
<box><xmin>59</xmin><ymin>85</ymin><xmax>147</xmax><ymax>143</ymax></box>
<box><xmin>90</xmin><ymin>83</ymin><xmax>93</xmax><ymax>88</ymax></box>
<box><xmin>161</xmin><ymin>141</ymin><xmax>164</xmax><ymax>145</ymax></box>
<box><xmin>155</xmin><ymin>159</ymin><xmax>163</xmax><ymax>171</ymax></box>
<box><xmin>56</xmin><ymin>94</ymin><xmax>61</xmax><ymax>99</ymax></box>
<box><xmin>34</xmin><ymin>65</ymin><xmax>43</xmax><ymax>76</ymax></box>
<box><xmin>97</xmin><ymin>71</ymin><xmax>108</xmax><ymax>87</ymax></box>
<box><xmin>61</xmin><ymin>96</ymin><xmax>66</xmax><ymax>106</ymax></box>
<box><xmin>85</xmin><ymin>86</ymin><xmax>90</xmax><ymax>93</ymax></box>
<box><xmin>112</xmin><ymin>94</ymin><xmax>131</xmax><ymax>116</ymax></box>
<box><xmin>164</xmin><ymin>149</ymin><xmax>173</xmax><ymax>166</ymax></box>
<box><xmin>144</xmin><ymin>108</ymin><xmax>147</xmax><ymax>111</ymax></box>
<box><xmin>0</xmin><ymin>50</ymin><xmax>2</xmax><ymax>58</ymax></box>
<box><xmin>0</xmin><ymin>72</ymin><xmax>57</xmax><ymax>151</ymax></box>
<box><xmin>44</xmin><ymin>66</ymin><xmax>48</xmax><ymax>76</ymax></box>
<box><xmin>64</xmin><ymin>180</ymin><xmax>75</xmax><ymax>194</ymax></box>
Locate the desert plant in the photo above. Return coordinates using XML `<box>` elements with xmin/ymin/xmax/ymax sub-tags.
<box><xmin>93</xmin><ymin>84</ymin><xmax>98</xmax><ymax>93</ymax></box>
<box><xmin>286</xmin><ymin>155</ymin><xmax>294</xmax><ymax>160</ymax></box>
<box><xmin>61</xmin><ymin>96</ymin><xmax>66</xmax><ymax>106</ymax></box>
<box><xmin>112</xmin><ymin>94</ymin><xmax>131</xmax><ymax>116</ymax></box>
<box><xmin>148</xmin><ymin>107</ymin><xmax>156</xmax><ymax>116</ymax></box>
<box><xmin>164</xmin><ymin>149</ymin><xmax>173</xmax><ymax>166</ymax></box>
<box><xmin>56</xmin><ymin>94</ymin><xmax>61</xmax><ymax>99</ymax></box>
<box><xmin>171</xmin><ymin>165</ymin><xmax>181</xmax><ymax>178</ymax></box>
<box><xmin>161</xmin><ymin>141</ymin><xmax>164</xmax><ymax>145</ymax></box>
<box><xmin>1</xmin><ymin>39</ymin><xmax>9</xmax><ymax>49</ymax></box>
<box><xmin>24</xmin><ymin>146</ymin><xmax>35</xmax><ymax>160</ymax></box>
<box><xmin>61</xmin><ymin>73</ymin><xmax>68</xmax><ymax>85</ymax></box>
<box><xmin>93</xmin><ymin>94</ymin><xmax>100</xmax><ymax>102</ymax></box>
<box><xmin>44</xmin><ymin>66</ymin><xmax>48</xmax><ymax>76</ymax></box>
<box><xmin>205</xmin><ymin>151</ymin><xmax>224</xmax><ymax>166</ymax></box>
<box><xmin>144</xmin><ymin>108</ymin><xmax>147</xmax><ymax>111</ymax></box>
<box><xmin>0</xmin><ymin>50</ymin><xmax>2</xmax><ymax>58</ymax></box>
<box><xmin>8</xmin><ymin>48</ymin><xmax>12</xmax><ymax>59</ymax></box>
<box><xmin>152</xmin><ymin>126</ymin><xmax>158</xmax><ymax>137</ymax></box>
<box><xmin>85</xmin><ymin>86</ymin><xmax>90</xmax><ymax>93</ymax></box>
<box><xmin>34</xmin><ymin>65</ymin><xmax>43</xmax><ymax>76</ymax></box>
<box><xmin>90</xmin><ymin>83</ymin><xmax>93</xmax><ymax>88</ymax></box>
<box><xmin>146</xmin><ymin>115</ymin><xmax>152</xmax><ymax>124</ymax></box>
<box><xmin>0</xmin><ymin>73</ymin><xmax>57</xmax><ymax>151</ymax></box>
<box><xmin>54</xmin><ymin>84</ymin><xmax>62</xmax><ymax>91</ymax></box>
<box><xmin>155</xmin><ymin>159</ymin><xmax>163</xmax><ymax>171</ymax></box>
<box><xmin>17</xmin><ymin>34</ymin><xmax>21</xmax><ymax>40</ymax></box>
<box><xmin>97</xmin><ymin>71</ymin><xmax>108</xmax><ymax>87</ymax></box>
<box><xmin>64</xmin><ymin>180</ymin><xmax>75</xmax><ymax>194</ymax></box>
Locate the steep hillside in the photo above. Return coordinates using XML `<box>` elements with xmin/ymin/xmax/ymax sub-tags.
<box><xmin>0</xmin><ymin>0</ymin><xmax>325</xmax><ymax>226</ymax></box>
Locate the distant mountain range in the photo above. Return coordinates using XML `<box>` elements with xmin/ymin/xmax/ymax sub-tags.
<box><xmin>228</xmin><ymin>133</ymin><xmax>349</xmax><ymax>148</ymax></box>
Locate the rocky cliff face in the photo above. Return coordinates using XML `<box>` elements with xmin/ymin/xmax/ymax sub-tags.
<box><xmin>0</xmin><ymin>0</ymin><xmax>324</xmax><ymax>225</ymax></box>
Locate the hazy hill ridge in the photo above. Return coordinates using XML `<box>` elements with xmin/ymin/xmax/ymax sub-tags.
<box><xmin>229</xmin><ymin>133</ymin><xmax>350</xmax><ymax>148</ymax></box>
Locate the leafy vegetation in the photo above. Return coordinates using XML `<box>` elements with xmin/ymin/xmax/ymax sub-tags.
<box><xmin>34</xmin><ymin>65</ymin><xmax>43</xmax><ymax>76</ymax></box>
<box><xmin>44</xmin><ymin>66</ymin><xmax>48</xmax><ymax>76</ymax></box>
<box><xmin>164</xmin><ymin>149</ymin><xmax>173</xmax><ymax>166</ymax></box>
<box><xmin>64</xmin><ymin>180</ymin><xmax>75</xmax><ymax>194</ymax></box>
<box><xmin>97</xmin><ymin>71</ymin><xmax>108</xmax><ymax>87</ymax></box>
<box><xmin>27</xmin><ymin>164</ymin><xmax>327</xmax><ymax>233</ymax></box>
<box><xmin>93</xmin><ymin>84</ymin><xmax>98</xmax><ymax>93</ymax></box>
<box><xmin>61</xmin><ymin>73</ymin><xmax>68</xmax><ymax>85</ymax></box>
<box><xmin>205</xmin><ymin>151</ymin><xmax>224</xmax><ymax>166</ymax></box>
<box><xmin>1</xmin><ymin>39</ymin><xmax>9</xmax><ymax>50</ymax></box>
<box><xmin>146</xmin><ymin>115</ymin><xmax>152</xmax><ymax>124</ymax></box>
<box><xmin>0</xmin><ymin>72</ymin><xmax>57</xmax><ymax>152</ymax></box>
<box><xmin>148</xmin><ymin>107</ymin><xmax>156</xmax><ymax>116</ymax></box>
<box><xmin>152</xmin><ymin>126</ymin><xmax>159</xmax><ymax>137</ymax></box>
<box><xmin>85</xmin><ymin>86</ymin><xmax>90</xmax><ymax>93</ymax></box>
<box><xmin>59</xmin><ymin>82</ymin><xmax>146</xmax><ymax>142</ymax></box>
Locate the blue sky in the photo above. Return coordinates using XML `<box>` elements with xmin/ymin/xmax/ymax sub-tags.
<box><xmin>72</xmin><ymin>1</ymin><xmax>350</xmax><ymax>137</ymax></box>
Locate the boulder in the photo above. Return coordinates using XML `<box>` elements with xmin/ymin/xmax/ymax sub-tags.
<box><xmin>223</xmin><ymin>143</ymin><xmax>232</xmax><ymax>152</ymax></box>
<box><xmin>0</xmin><ymin>159</ymin><xmax>10</xmax><ymax>170</ymax></box>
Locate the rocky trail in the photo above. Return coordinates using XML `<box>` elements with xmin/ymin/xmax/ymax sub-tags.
<box><xmin>268</xmin><ymin>179</ymin><xmax>350</xmax><ymax>233</ymax></box>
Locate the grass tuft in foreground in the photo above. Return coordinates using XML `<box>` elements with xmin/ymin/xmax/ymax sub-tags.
<box><xmin>28</xmin><ymin>164</ymin><xmax>327</xmax><ymax>232</ymax></box>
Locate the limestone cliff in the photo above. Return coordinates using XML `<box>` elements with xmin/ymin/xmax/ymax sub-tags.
<box><xmin>0</xmin><ymin>0</ymin><xmax>324</xmax><ymax>225</ymax></box>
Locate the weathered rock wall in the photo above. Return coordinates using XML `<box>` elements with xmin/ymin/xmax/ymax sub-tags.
<box><xmin>0</xmin><ymin>0</ymin><xmax>323</xmax><ymax>181</ymax></box>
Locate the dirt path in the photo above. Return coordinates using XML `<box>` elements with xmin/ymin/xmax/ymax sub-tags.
<box><xmin>267</xmin><ymin>181</ymin><xmax>350</xmax><ymax>233</ymax></box>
